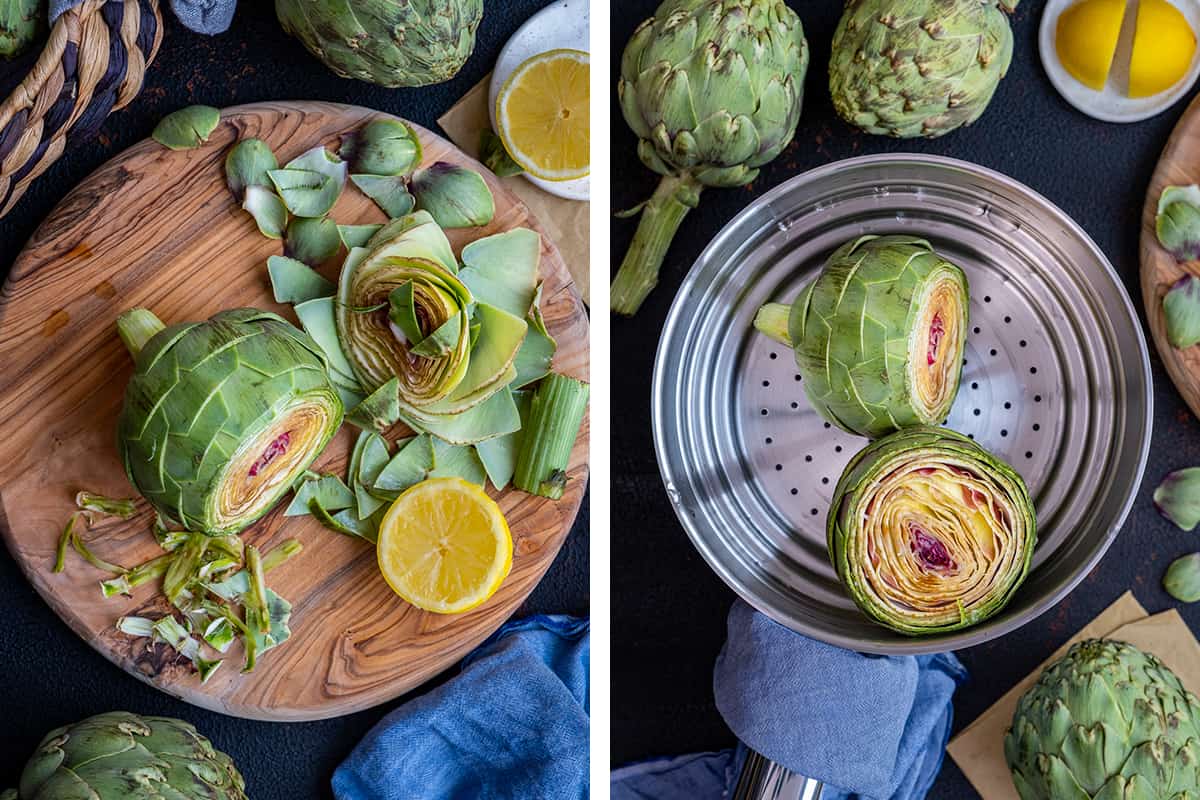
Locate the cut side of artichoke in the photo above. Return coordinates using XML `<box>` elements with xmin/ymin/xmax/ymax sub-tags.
<box><xmin>830</xmin><ymin>427</ymin><xmax>1036</xmax><ymax>635</ymax></box>
<box><xmin>910</xmin><ymin>275</ymin><xmax>967</xmax><ymax>420</ymax></box>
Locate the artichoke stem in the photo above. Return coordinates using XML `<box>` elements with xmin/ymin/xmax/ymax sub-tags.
<box><xmin>117</xmin><ymin>309</ymin><xmax>166</xmax><ymax>359</ymax></box>
<box><xmin>611</xmin><ymin>174</ymin><xmax>702</xmax><ymax>316</ymax></box>
<box><xmin>754</xmin><ymin>303</ymin><xmax>793</xmax><ymax>347</ymax></box>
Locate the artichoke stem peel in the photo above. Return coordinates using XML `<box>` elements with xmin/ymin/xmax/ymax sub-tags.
<box><xmin>611</xmin><ymin>173</ymin><xmax>703</xmax><ymax>316</ymax></box>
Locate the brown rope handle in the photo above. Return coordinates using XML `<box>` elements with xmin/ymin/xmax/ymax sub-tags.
<box><xmin>0</xmin><ymin>0</ymin><xmax>162</xmax><ymax>218</ymax></box>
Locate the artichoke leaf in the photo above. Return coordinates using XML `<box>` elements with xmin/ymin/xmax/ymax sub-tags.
<box><xmin>373</xmin><ymin>434</ymin><xmax>436</xmax><ymax>499</ymax></box>
<box><xmin>309</xmin><ymin>497</ymin><xmax>382</xmax><ymax>544</ymax></box>
<box><xmin>1157</xmin><ymin>185</ymin><xmax>1200</xmax><ymax>262</ymax></box>
<box><xmin>459</xmin><ymin>228</ymin><xmax>541</xmax><ymax>318</ymax></box>
<box><xmin>268</xmin><ymin>255</ymin><xmax>336</xmax><ymax>304</ymax></box>
<box><xmin>475</xmin><ymin>389</ymin><xmax>532</xmax><ymax>490</ymax></box>
<box><xmin>284</xmin><ymin>217</ymin><xmax>342</xmax><ymax>267</ymax></box>
<box><xmin>242</xmin><ymin>185</ymin><xmax>288</xmax><ymax>239</ymax></box>
<box><xmin>294</xmin><ymin>296</ymin><xmax>360</xmax><ymax>385</ymax></box>
<box><xmin>410</xmin><ymin>312</ymin><xmax>466</xmax><ymax>359</ymax></box>
<box><xmin>341</xmin><ymin>118</ymin><xmax>422</xmax><ymax>176</ymax></box>
<box><xmin>351</xmin><ymin>174</ymin><xmax>416</xmax><ymax>218</ymax></box>
<box><xmin>429</xmin><ymin>440</ymin><xmax>488</xmax><ymax>486</ymax></box>
<box><xmin>1154</xmin><ymin>468</ymin><xmax>1200</xmax><ymax>530</ymax></box>
<box><xmin>151</xmin><ymin>615</ymin><xmax>222</xmax><ymax>683</ymax></box>
<box><xmin>410</xmin><ymin>162</ymin><xmax>495</xmax><ymax>228</ymax></box>
<box><xmin>481</xmin><ymin>128</ymin><xmax>524</xmax><ymax>177</ymax></box>
<box><xmin>348</xmin><ymin>377</ymin><xmax>402</xmax><ymax>432</ymax></box>
<box><xmin>225</xmin><ymin>138</ymin><xmax>278</xmax><ymax>198</ymax></box>
<box><xmin>152</xmin><ymin>105</ymin><xmax>220</xmax><ymax>150</ymax></box>
<box><xmin>284</xmin><ymin>474</ymin><xmax>354</xmax><ymax>516</ymax></box>
<box><xmin>75</xmin><ymin>491</ymin><xmax>137</xmax><ymax>519</ymax></box>
<box><xmin>1164</xmin><ymin>276</ymin><xmax>1200</xmax><ymax>349</ymax></box>
<box><xmin>399</xmin><ymin>384</ymin><xmax>522</xmax><ymax>445</ymax></box>
<box><xmin>339</xmin><ymin>224</ymin><xmax>383</xmax><ymax>249</ymax></box>
<box><xmin>1165</xmin><ymin>553</ymin><xmax>1200</xmax><ymax>602</ymax></box>
<box><xmin>269</xmin><ymin>169</ymin><xmax>341</xmax><ymax>218</ymax></box>
<box><xmin>363</xmin><ymin>211</ymin><xmax>458</xmax><ymax>273</ymax></box>
<box><xmin>443</xmin><ymin>303</ymin><xmax>527</xmax><ymax>404</ymax></box>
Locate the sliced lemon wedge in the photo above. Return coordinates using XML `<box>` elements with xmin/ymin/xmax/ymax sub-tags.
<box><xmin>1130</xmin><ymin>0</ymin><xmax>1197</xmax><ymax>97</ymax></box>
<box><xmin>1056</xmin><ymin>0</ymin><xmax>1127</xmax><ymax>91</ymax></box>
<box><xmin>496</xmin><ymin>48</ymin><xmax>590</xmax><ymax>182</ymax></box>
<box><xmin>377</xmin><ymin>478</ymin><xmax>513</xmax><ymax>614</ymax></box>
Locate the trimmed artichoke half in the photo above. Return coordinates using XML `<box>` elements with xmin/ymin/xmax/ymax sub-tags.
<box><xmin>117</xmin><ymin>309</ymin><xmax>344</xmax><ymax>536</ymax></box>
<box><xmin>1005</xmin><ymin>639</ymin><xmax>1200</xmax><ymax>800</ymax></box>
<box><xmin>829</xmin><ymin>0</ymin><xmax>1016</xmax><ymax>139</ymax></box>
<box><xmin>9</xmin><ymin>711</ymin><xmax>247</xmax><ymax>799</ymax></box>
<box><xmin>756</xmin><ymin>235</ymin><xmax>968</xmax><ymax>438</ymax></box>
<box><xmin>275</xmin><ymin>0</ymin><xmax>482</xmax><ymax>88</ymax></box>
<box><xmin>830</xmin><ymin>427</ymin><xmax>1036</xmax><ymax>635</ymax></box>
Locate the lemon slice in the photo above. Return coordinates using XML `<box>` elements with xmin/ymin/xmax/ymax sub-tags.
<box><xmin>377</xmin><ymin>478</ymin><xmax>513</xmax><ymax>614</ymax></box>
<box><xmin>1130</xmin><ymin>0</ymin><xmax>1197</xmax><ymax>98</ymax></box>
<box><xmin>495</xmin><ymin>49</ymin><xmax>590</xmax><ymax>182</ymax></box>
<box><xmin>1056</xmin><ymin>0</ymin><xmax>1127</xmax><ymax>91</ymax></box>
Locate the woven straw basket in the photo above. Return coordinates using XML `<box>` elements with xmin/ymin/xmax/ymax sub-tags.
<box><xmin>0</xmin><ymin>0</ymin><xmax>162</xmax><ymax>218</ymax></box>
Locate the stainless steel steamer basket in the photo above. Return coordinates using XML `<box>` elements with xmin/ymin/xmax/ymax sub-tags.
<box><xmin>652</xmin><ymin>154</ymin><xmax>1153</xmax><ymax>655</ymax></box>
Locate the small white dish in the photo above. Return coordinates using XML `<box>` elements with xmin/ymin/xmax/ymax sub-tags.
<box><xmin>489</xmin><ymin>0</ymin><xmax>590</xmax><ymax>201</ymax></box>
<box><xmin>1039</xmin><ymin>0</ymin><xmax>1200</xmax><ymax>123</ymax></box>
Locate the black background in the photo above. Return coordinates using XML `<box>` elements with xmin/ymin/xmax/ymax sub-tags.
<box><xmin>0</xmin><ymin>2</ymin><xmax>588</xmax><ymax>798</ymax></box>
<box><xmin>610</xmin><ymin>1</ymin><xmax>1200</xmax><ymax>797</ymax></box>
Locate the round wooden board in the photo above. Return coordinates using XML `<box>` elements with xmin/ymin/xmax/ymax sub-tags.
<box><xmin>0</xmin><ymin>102</ymin><xmax>589</xmax><ymax>721</ymax></box>
<box><xmin>1142</xmin><ymin>93</ymin><xmax>1200</xmax><ymax>419</ymax></box>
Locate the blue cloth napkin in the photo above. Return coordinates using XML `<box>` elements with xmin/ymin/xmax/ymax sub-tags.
<box><xmin>51</xmin><ymin>0</ymin><xmax>236</xmax><ymax>35</ymax></box>
<box><xmin>333</xmin><ymin>615</ymin><xmax>589</xmax><ymax>800</ymax></box>
<box><xmin>612</xmin><ymin>601</ymin><xmax>967</xmax><ymax>800</ymax></box>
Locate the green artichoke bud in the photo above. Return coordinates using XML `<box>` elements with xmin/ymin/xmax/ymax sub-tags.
<box><xmin>411</xmin><ymin>162</ymin><xmax>496</xmax><ymax>229</ymax></box>
<box><xmin>275</xmin><ymin>0</ymin><xmax>483</xmax><ymax>88</ymax></box>
<box><xmin>1157</xmin><ymin>185</ymin><xmax>1200</xmax><ymax>262</ymax></box>
<box><xmin>829</xmin><ymin>0</ymin><xmax>1015</xmax><ymax>139</ymax></box>
<box><xmin>612</xmin><ymin>0</ymin><xmax>810</xmax><ymax>315</ymax></box>
<box><xmin>830</xmin><ymin>427</ymin><xmax>1036</xmax><ymax>635</ymax></box>
<box><xmin>755</xmin><ymin>235</ymin><xmax>968</xmax><ymax>438</ymax></box>
<box><xmin>117</xmin><ymin>308</ymin><xmax>344</xmax><ymax>536</ymax></box>
<box><xmin>341</xmin><ymin>118</ymin><xmax>422</xmax><ymax>176</ymax></box>
<box><xmin>1154</xmin><ymin>467</ymin><xmax>1200</xmax><ymax>530</ymax></box>
<box><xmin>1165</xmin><ymin>553</ymin><xmax>1200</xmax><ymax>602</ymax></box>
<box><xmin>0</xmin><ymin>0</ymin><xmax>40</xmax><ymax>60</ymax></box>
<box><xmin>1005</xmin><ymin>639</ymin><xmax>1200</xmax><ymax>800</ymax></box>
<box><xmin>9</xmin><ymin>711</ymin><xmax>246</xmax><ymax>799</ymax></box>
<box><xmin>1164</xmin><ymin>275</ymin><xmax>1200</xmax><ymax>349</ymax></box>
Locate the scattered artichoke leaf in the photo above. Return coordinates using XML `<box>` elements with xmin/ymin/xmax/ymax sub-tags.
<box><xmin>348</xmin><ymin>377</ymin><xmax>401</xmax><ymax>432</ymax></box>
<box><xmin>206</xmin><ymin>540</ymin><xmax>302</xmax><ymax>601</ymax></box>
<box><xmin>1165</xmin><ymin>553</ymin><xmax>1200</xmax><ymax>602</ymax></box>
<box><xmin>336</xmin><ymin>385</ymin><xmax>366</xmax><ymax>412</ymax></box>
<box><xmin>410</xmin><ymin>312</ymin><xmax>465</xmax><ymax>359</ymax></box>
<box><xmin>285</xmin><ymin>474</ymin><xmax>354</xmax><ymax>516</ymax></box>
<box><xmin>69</xmin><ymin>521</ymin><xmax>128</xmax><ymax>575</ymax></box>
<box><xmin>459</xmin><ymin>228</ymin><xmax>541</xmax><ymax>318</ymax></box>
<box><xmin>338</xmin><ymin>223</ymin><xmax>383</xmax><ymax>249</ymax></box>
<box><xmin>53</xmin><ymin>512</ymin><xmax>78</xmax><ymax>573</ymax></box>
<box><xmin>294</xmin><ymin>296</ymin><xmax>360</xmax><ymax>382</ymax></box>
<box><xmin>355</xmin><ymin>485</ymin><xmax>386</xmax><ymax>519</ymax></box>
<box><xmin>373</xmin><ymin>434</ymin><xmax>436</xmax><ymax>498</ymax></box>
<box><xmin>116</xmin><ymin>615</ymin><xmax>156</xmax><ymax>637</ymax></box>
<box><xmin>513</xmin><ymin>374</ymin><xmax>590</xmax><ymax>500</ymax></box>
<box><xmin>442</xmin><ymin>303</ymin><xmax>527</xmax><ymax>404</ymax></box>
<box><xmin>1164</xmin><ymin>275</ymin><xmax>1200</xmax><ymax>349</ymax></box>
<box><xmin>152</xmin><ymin>513</ymin><xmax>190</xmax><ymax>552</ymax></box>
<box><xmin>242</xmin><ymin>185</ymin><xmax>288</xmax><ymax>239</ymax></box>
<box><xmin>351</xmin><ymin>173</ymin><xmax>416</xmax><ymax>218</ymax></box>
<box><xmin>512</xmin><ymin>324</ymin><xmax>556</xmax><ymax>389</ymax></box>
<box><xmin>388</xmin><ymin>281</ymin><xmax>425</xmax><ymax>343</ymax></box>
<box><xmin>285</xmin><ymin>145</ymin><xmax>349</xmax><ymax>185</ymax></box>
<box><xmin>163</xmin><ymin>534</ymin><xmax>209</xmax><ymax>607</ymax></box>
<box><xmin>101</xmin><ymin>553</ymin><xmax>173</xmax><ymax>598</ymax></box>
<box><xmin>411</xmin><ymin>162</ymin><xmax>495</xmax><ymax>228</ymax></box>
<box><xmin>1154</xmin><ymin>468</ymin><xmax>1200</xmax><ymax>530</ymax></box>
<box><xmin>309</xmin><ymin>497</ymin><xmax>381</xmax><ymax>544</ymax></box>
<box><xmin>481</xmin><ymin>128</ymin><xmax>524</xmax><ymax>178</ymax></box>
<box><xmin>268</xmin><ymin>255</ymin><xmax>336</xmax><ymax>304</ymax></box>
<box><xmin>152</xmin><ymin>615</ymin><xmax>222</xmax><ymax>683</ymax></box>
<box><xmin>1157</xmin><ymin>185</ymin><xmax>1200</xmax><ymax>262</ymax></box>
<box><xmin>269</xmin><ymin>168</ymin><xmax>340</xmax><ymax>218</ymax></box>
<box><xmin>202</xmin><ymin>616</ymin><xmax>237</xmax><ymax>653</ymax></box>
<box><xmin>284</xmin><ymin>217</ymin><xmax>342</xmax><ymax>267</ymax></box>
<box><xmin>342</xmin><ymin>118</ymin><xmax>422</xmax><ymax>176</ymax></box>
<box><xmin>475</xmin><ymin>389</ymin><xmax>532</xmax><ymax>490</ymax></box>
<box><xmin>225</xmin><ymin>138</ymin><xmax>278</xmax><ymax>197</ymax></box>
<box><xmin>357</xmin><ymin>433</ymin><xmax>391</xmax><ymax>487</ymax></box>
<box><xmin>430</xmin><ymin>439</ymin><xmax>488</xmax><ymax>486</ymax></box>
<box><xmin>400</xmin><ymin>384</ymin><xmax>522</xmax><ymax>446</ymax></box>
<box><xmin>152</xmin><ymin>105</ymin><xmax>220</xmax><ymax>150</ymax></box>
<box><xmin>362</xmin><ymin>211</ymin><xmax>459</xmax><ymax>272</ymax></box>
<box><xmin>75</xmin><ymin>491</ymin><xmax>137</xmax><ymax>519</ymax></box>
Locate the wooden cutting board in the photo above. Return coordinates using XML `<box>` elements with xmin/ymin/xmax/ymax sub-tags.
<box><xmin>0</xmin><ymin>101</ymin><xmax>589</xmax><ymax>721</ymax></box>
<box><xmin>1142</xmin><ymin>93</ymin><xmax>1200</xmax><ymax>419</ymax></box>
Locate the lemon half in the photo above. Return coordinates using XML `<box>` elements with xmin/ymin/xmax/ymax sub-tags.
<box><xmin>377</xmin><ymin>478</ymin><xmax>513</xmax><ymax>614</ymax></box>
<box><xmin>496</xmin><ymin>49</ymin><xmax>590</xmax><ymax>182</ymax></box>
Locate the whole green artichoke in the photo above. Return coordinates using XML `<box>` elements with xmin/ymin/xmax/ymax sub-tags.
<box><xmin>612</xmin><ymin>0</ymin><xmax>809</xmax><ymax>316</ymax></box>
<box><xmin>755</xmin><ymin>235</ymin><xmax>969</xmax><ymax>438</ymax></box>
<box><xmin>1006</xmin><ymin>639</ymin><xmax>1200</xmax><ymax>800</ymax></box>
<box><xmin>275</xmin><ymin>0</ymin><xmax>482</xmax><ymax>88</ymax></box>
<box><xmin>5</xmin><ymin>712</ymin><xmax>247</xmax><ymax>799</ymax></box>
<box><xmin>117</xmin><ymin>308</ymin><xmax>344</xmax><ymax>536</ymax></box>
<box><xmin>829</xmin><ymin>0</ymin><xmax>1016</xmax><ymax>139</ymax></box>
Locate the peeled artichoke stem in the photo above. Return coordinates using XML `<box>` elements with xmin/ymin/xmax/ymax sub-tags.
<box><xmin>753</xmin><ymin>303</ymin><xmax>792</xmax><ymax>347</ymax></box>
<box><xmin>116</xmin><ymin>309</ymin><xmax>166</xmax><ymax>358</ymax></box>
<box><xmin>611</xmin><ymin>173</ymin><xmax>702</xmax><ymax>316</ymax></box>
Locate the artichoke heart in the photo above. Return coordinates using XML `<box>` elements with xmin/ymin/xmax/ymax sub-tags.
<box><xmin>1005</xmin><ymin>640</ymin><xmax>1200</xmax><ymax>800</ymax></box>
<box><xmin>117</xmin><ymin>309</ymin><xmax>344</xmax><ymax>536</ymax></box>
<box><xmin>830</xmin><ymin>427</ymin><xmax>1036</xmax><ymax>635</ymax></box>
<box><xmin>757</xmin><ymin>235</ymin><xmax>968</xmax><ymax>438</ymax></box>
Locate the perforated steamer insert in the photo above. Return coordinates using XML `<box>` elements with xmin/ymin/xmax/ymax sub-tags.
<box><xmin>652</xmin><ymin>155</ymin><xmax>1153</xmax><ymax>655</ymax></box>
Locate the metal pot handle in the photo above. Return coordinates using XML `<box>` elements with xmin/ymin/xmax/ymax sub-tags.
<box><xmin>732</xmin><ymin>748</ymin><xmax>824</xmax><ymax>800</ymax></box>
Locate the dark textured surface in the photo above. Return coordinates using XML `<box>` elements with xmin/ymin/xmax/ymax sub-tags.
<box><xmin>610</xmin><ymin>1</ymin><xmax>1200</xmax><ymax>796</ymax></box>
<box><xmin>0</xmin><ymin>3</ymin><xmax>588</xmax><ymax>798</ymax></box>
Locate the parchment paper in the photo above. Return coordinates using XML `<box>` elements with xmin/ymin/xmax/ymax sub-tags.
<box><xmin>438</xmin><ymin>76</ymin><xmax>590</xmax><ymax>304</ymax></box>
<box><xmin>947</xmin><ymin>593</ymin><xmax>1200</xmax><ymax>798</ymax></box>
